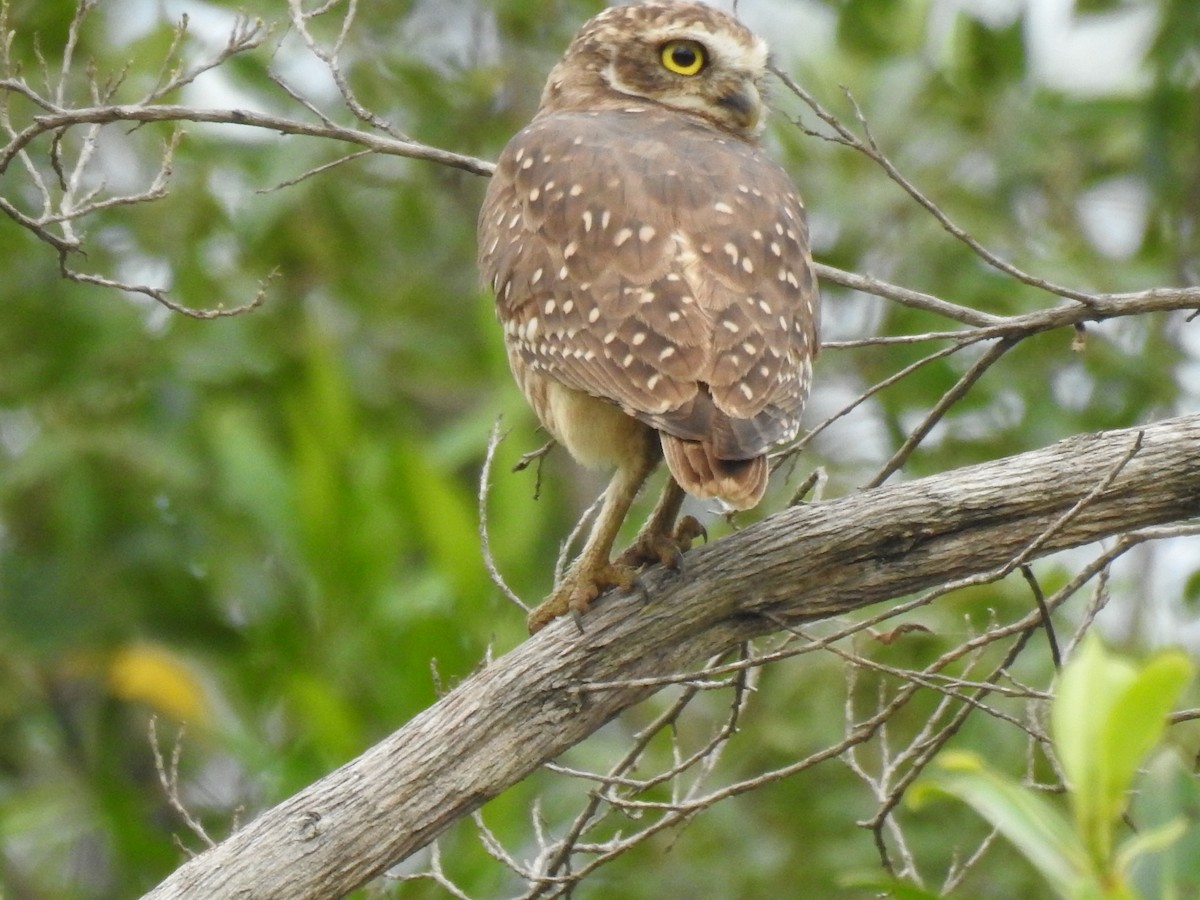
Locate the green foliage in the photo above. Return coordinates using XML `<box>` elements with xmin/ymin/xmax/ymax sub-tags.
<box><xmin>1054</xmin><ymin>636</ymin><xmax>1193</xmax><ymax>875</ymax></box>
<box><xmin>1128</xmin><ymin>750</ymin><xmax>1200</xmax><ymax>899</ymax></box>
<box><xmin>912</xmin><ymin>637</ymin><xmax>1195</xmax><ymax>899</ymax></box>
<box><xmin>1</xmin><ymin>0</ymin><xmax>1199</xmax><ymax>896</ymax></box>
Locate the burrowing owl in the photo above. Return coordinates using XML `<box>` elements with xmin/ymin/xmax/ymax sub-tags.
<box><xmin>478</xmin><ymin>1</ymin><xmax>819</xmax><ymax>632</ymax></box>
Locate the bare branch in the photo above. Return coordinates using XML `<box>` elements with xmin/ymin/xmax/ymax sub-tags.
<box><xmin>255</xmin><ymin>147</ymin><xmax>372</xmax><ymax>193</ymax></box>
<box><xmin>141</xmin><ymin>15</ymin><xmax>270</xmax><ymax>105</ymax></box>
<box><xmin>814</xmin><ymin>262</ymin><xmax>1002</xmax><ymax>328</ymax></box>
<box><xmin>778</xmin><ymin>337</ymin><xmax>976</xmax><ymax>462</ymax></box>
<box><xmin>150</xmin><ymin>717</ymin><xmax>216</xmax><ymax>853</ymax></box>
<box><xmin>56</xmin><ymin>0</ymin><xmax>96</xmax><ymax>108</ymax></box>
<box><xmin>0</xmin><ymin>193</ymin><xmax>77</xmax><ymax>251</ymax></box>
<box><xmin>813</xmin><ymin>269</ymin><xmax>1200</xmax><ymax>356</ymax></box>
<box><xmin>865</xmin><ymin>337</ymin><xmax>1018</xmax><ymax>487</ymax></box>
<box><xmin>143</xmin><ymin>413</ymin><xmax>1200</xmax><ymax>898</ymax></box>
<box><xmin>61</xmin><ymin>264</ymin><xmax>277</xmax><ymax>320</ymax></box>
<box><xmin>479</xmin><ymin>418</ymin><xmax>529</xmax><ymax>613</ymax></box>
<box><xmin>387</xmin><ymin>841</ymin><xmax>472</xmax><ymax>899</ymax></box>
<box><xmin>772</xmin><ymin>68</ymin><xmax>1104</xmax><ymax>305</ymax></box>
<box><xmin>0</xmin><ymin>103</ymin><xmax>493</xmax><ymax>176</ymax></box>
<box><xmin>285</xmin><ymin>0</ymin><xmax>407</xmax><ymax>140</ymax></box>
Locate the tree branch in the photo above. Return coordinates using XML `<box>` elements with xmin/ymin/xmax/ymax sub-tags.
<box><xmin>144</xmin><ymin>413</ymin><xmax>1200</xmax><ymax>898</ymax></box>
<box><xmin>0</xmin><ymin>100</ymin><xmax>495</xmax><ymax>176</ymax></box>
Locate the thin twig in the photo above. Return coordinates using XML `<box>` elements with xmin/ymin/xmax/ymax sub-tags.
<box><xmin>149</xmin><ymin>716</ymin><xmax>215</xmax><ymax>852</ymax></box>
<box><xmin>772</xmin><ymin>67</ymin><xmax>1103</xmax><ymax>305</ymax></box>
<box><xmin>1020</xmin><ymin>564</ymin><xmax>1061</xmax><ymax>669</ymax></box>
<box><xmin>864</xmin><ymin>337</ymin><xmax>1018</xmax><ymax>488</ymax></box>
<box><xmin>478</xmin><ymin>417</ymin><xmax>529</xmax><ymax>612</ymax></box>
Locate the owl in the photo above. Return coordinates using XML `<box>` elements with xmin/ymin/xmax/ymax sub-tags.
<box><xmin>478</xmin><ymin>1</ymin><xmax>819</xmax><ymax>633</ymax></box>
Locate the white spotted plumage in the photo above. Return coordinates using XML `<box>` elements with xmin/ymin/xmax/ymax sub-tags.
<box><xmin>478</xmin><ymin>0</ymin><xmax>819</xmax><ymax>631</ymax></box>
<box><xmin>479</xmin><ymin>1</ymin><xmax>818</xmax><ymax>504</ymax></box>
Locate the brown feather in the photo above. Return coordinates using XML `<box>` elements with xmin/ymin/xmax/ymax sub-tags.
<box><xmin>477</xmin><ymin>1</ymin><xmax>818</xmax><ymax>510</ymax></box>
<box><xmin>660</xmin><ymin>434</ymin><xmax>767</xmax><ymax>510</ymax></box>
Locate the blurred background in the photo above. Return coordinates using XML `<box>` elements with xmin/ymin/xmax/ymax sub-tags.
<box><xmin>1</xmin><ymin>0</ymin><xmax>1197</xmax><ymax>896</ymax></box>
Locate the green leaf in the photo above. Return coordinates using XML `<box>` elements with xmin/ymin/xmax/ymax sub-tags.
<box><xmin>843</xmin><ymin>874</ymin><xmax>946</xmax><ymax>899</ymax></box>
<box><xmin>1115</xmin><ymin>819</ymin><xmax>1187</xmax><ymax>877</ymax></box>
<box><xmin>912</xmin><ymin>750</ymin><xmax>1090</xmax><ymax>894</ymax></box>
<box><xmin>1052</xmin><ymin>636</ymin><xmax>1193</xmax><ymax>868</ymax></box>
<box><xmin>1128</xmin><ymin>751</ymin><xmax>1200</xmax><ymax>899</ymax></box>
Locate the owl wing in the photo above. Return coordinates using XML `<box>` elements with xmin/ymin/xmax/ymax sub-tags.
<box><xmin>479</xmin><ymin>108</ymin><xmax>818</xmax><ymax>461</ymax></box>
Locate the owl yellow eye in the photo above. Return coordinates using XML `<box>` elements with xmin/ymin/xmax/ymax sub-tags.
<box><xmin>660</xmin><ymin>40</ymin><xmax>706</xmax><ymax>76</ymax></box>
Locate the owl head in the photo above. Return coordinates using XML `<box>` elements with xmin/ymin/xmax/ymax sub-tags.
<box><xmin>537</xmin><ymin>2</ymin><xmax>770</xmax><ymax>138</ymax></box>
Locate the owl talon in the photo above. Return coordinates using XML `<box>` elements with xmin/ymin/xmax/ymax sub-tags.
<box><xmin>626</xmin><ymin>576</ymin><xmax>652</xmax><ymax>605</ymax></box>
<box><xmin>615</xmin><ymin>535</ymin><xmax>667</xmax><ymax>570</ymax></box>
<box><xmin>527</xmin><ymin>594</ymin><xmax>569</xmax><ymax>634</ymax></box>
<box><xmin>527</xmin><ymin>561</ymin><xmax>638</xmax><ymax>634</ymax></box>
<box><xmin>675</xmin><ymin>515</ymin><xmax>707</xmax><ymax>548</ymax></box>
<box><xmin>616</xmin><ymin>514</ymin><xmax>705</xmax><ymax>573</ymax></box>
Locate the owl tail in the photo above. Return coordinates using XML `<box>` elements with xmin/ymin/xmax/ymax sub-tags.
<box><xmin>660</xmin><ymin>434</ymin><xmax>767</xmax><ymax>511</ymax></box>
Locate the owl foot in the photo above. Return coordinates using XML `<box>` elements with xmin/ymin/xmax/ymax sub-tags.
<box><xmin>616</xmin><ymin>515</ymin><xmax>707</xmax><ymax>571</ymax></box>
<box><xmin>527</xmin><ymin>560</ymin><xmax>640</xmax><ymax>634</ymax></box>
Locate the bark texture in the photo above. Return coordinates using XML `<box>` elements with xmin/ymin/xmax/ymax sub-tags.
<box><xmin>145</xmin><ymin>414</ymin><xmax>1200</xmax><ymax>898</ymax></box>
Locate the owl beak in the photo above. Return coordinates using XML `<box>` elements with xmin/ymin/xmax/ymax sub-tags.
<box><xmin>718</xmin><ymin>80</ymin><xmax>762</xmax><ymax>131</ymax></box>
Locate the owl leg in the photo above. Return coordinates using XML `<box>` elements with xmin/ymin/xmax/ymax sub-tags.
<box><xmin>527</xmin><ymin>450</ymin><xmax>658</xmax><ymax>634</ymax></box>
<box><xmin>616</xmin><ymin>478</ymin><xmax>706</xmax><ymax>572</ymax></box>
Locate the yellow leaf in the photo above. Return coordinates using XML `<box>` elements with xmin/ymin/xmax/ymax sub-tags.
<box><xmin>107</xmin><ymin>643</ymin><xmax>208</xmax><ymax>725</ymax></box>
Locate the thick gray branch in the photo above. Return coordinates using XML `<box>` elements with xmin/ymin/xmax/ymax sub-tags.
<box><xmin>144</xmin><ymin>414</ymin><xmax>1200</xmax><ymax>898</ymax></box>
